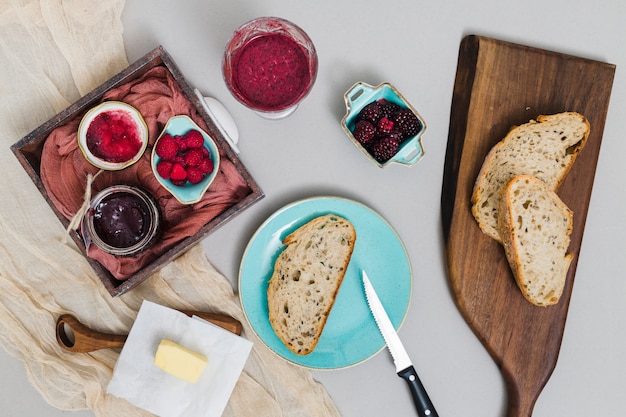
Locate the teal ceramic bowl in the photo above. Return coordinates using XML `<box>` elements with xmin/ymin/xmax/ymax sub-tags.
<box><xmin>151</xmin><ymin>116</ymin><xmax>220</xmax><ymax>205</ymax></box>
<box><xmin>341</xmin><ymin>82</ymin><xmax>426</xmax><ymax>168</ymax></box>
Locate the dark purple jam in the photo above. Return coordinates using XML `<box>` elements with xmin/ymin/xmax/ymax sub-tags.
<box><xmin>92</xmin><ymin>192</ymin><xmax>150</xmax><ymax>249</ymax></box>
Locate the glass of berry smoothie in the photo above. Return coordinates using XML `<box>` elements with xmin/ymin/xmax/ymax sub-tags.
<box><xmin>222</xmin><ymin>17</ymin><xmax>318</xmax><ymax>119</ymax></box>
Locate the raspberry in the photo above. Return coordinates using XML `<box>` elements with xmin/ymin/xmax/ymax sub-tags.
<box><xmin>156</xmin><ymin>160</ymin><xmax>173</xmax><ymax>179</ymax></box>
<box><xmin>186</xmin><ymin>166</ymin><xmax>204</xmax><ymax>184</ymax></box>
<box><xmin>370</xmin><ymin>134</ymin><xmax>401</xmax><ymax>163</ymax></box>
<box><xmin>353</xmin><ymin>120</ymin><xmax>376</xmax><ymax>145</ymax></box>
<box><xmin>155</xmin><ymin>134</ymin><xmax>178</xmax><ymax>159</ymax></box>
<box><xmin>198</xmin><ymin>157</ymin><xmax>214</xmax><ymax>174</ymax></box>
<box><xmin>172</xmin><ymin>155</ymin><xmax>185</xmax><ymax>166</ymax></box>
<box><xmin>392</xmin><ymin>109</ymin><xmax>422</xmax><ymax>140</ymax></box>
<box><xmin>176</xmin><ymin>135</ymin><xmax>189</xmax><ymax>152</ymax></box>
<box><xmin>169</xmin><ymin>163</ymin><xmax>187</xmax><ymax>182</ymax></box>
<box><xmin>183</xmin><ymin>129</ymin><xmax>204</xmax><ymax>148</ymax></box>
<box><xmin>171</xmin><ymin>179</ymin><xmax>186</xmax><ymax>186</ymax></box>
<box><xmin>184</xmin><ymin>148</ymin><xmax>204</xmax><ymax>167</ymax></box>
<box><xmin>376</xmin><ymin>117</ymin><xmax>395</xmax><ymax>135</ymax></box>
<box><xmin>357</xmin><ymin>102</ymin><xmax>383</xmax><ymax>123</ymax></box>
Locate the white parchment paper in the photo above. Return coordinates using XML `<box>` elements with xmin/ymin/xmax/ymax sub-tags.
<box><xmin>107</xmin><ymin>300</ymin><xmax>252</xmax><ymax>417</ymax></box>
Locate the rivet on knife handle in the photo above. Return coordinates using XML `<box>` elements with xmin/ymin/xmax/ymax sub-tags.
<box><xmin>398</xmin><ymin>366</ymin><xmax>439</xmax><ymax>417</ymax></box>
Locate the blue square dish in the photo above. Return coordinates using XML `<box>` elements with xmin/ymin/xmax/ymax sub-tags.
<box><xmin>151</xmin><ymin>115</ymin><xmax>220</xmax><ymax>204</ymax></box>
<box><xmin>341</xmin><ymin>82</ymin><xmax>426</xmax><ymax>168</ymax></box>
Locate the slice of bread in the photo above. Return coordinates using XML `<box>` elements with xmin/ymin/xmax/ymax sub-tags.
<box><xmin>267</xmin><ymin>214</ymin><xmax>356</xmax><ymax>355</ymax></box>
<box><xmin>498</xmin><ymin>175</ymin><xmax>573</xmax><ymax>306</ymax></box>
<box><xmin>472</xmin><ymin>112</ymin><xmax>589</xmax><ymax>242</ymax></box>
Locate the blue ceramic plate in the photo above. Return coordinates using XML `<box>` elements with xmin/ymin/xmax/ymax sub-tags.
<box><xmin>151</xmin><ymin>115</ymin><xmax>220</xmax><ymax>204</ymax></box>
<box><xmin>239</xmin><ymin>196</ymin><xmax>412</xmax><ymax>369</ymax></box>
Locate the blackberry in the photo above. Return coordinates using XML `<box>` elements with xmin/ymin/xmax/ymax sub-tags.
<box><xmin>357</xmin><ymin>102</ymin><xmax>383</xmax><ymax>123</ymax></box>
<box><xmin>353</xmin><ymin>120</ymin><xmax>376</xmax><ymax>145</ymax></box>
<box><xmin>377</xmin><ymin>99</ymin><xmax>401</xmax><ymax>118</ymax></box>
<box><xmin>370</xmin><ymin>134</ymin><xmax>401</xmax><ymax>163</ymax></box>
<box><xmin>392</xmin><ymin>108</ymin><xmax>422</xmax><ymax>140</ymax></box>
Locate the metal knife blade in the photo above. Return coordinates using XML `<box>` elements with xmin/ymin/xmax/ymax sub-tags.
<box><xmin>362</xmin><ymin>270</ymin><xmax>439</xmax><ymax>417</ymax></box>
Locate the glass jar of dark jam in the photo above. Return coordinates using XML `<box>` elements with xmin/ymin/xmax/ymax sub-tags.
<box><xmin>85</xmin><ymin>185</ymin><xmax>160</xmax><ymax>256</ymax></box>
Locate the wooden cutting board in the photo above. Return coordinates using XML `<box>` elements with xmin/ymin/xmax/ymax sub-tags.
<box><xmin>441</xmin><ymin>35</ymin><xmax>615</xmax><ymax>416</ymax></box>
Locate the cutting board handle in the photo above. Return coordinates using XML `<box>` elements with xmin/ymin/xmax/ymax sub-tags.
<box><xmin>505</xmin><ymin>382</ymin><xmax>535</xmax><ymax>417</ymax></box>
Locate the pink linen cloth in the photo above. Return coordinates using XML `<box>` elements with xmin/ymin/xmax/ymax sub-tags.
<box><xmin>40</xmin><ymin>66</ymin><xmax>252</xmax><ymax>280</ymax></box>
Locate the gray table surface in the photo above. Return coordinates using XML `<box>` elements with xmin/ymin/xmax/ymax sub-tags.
<box><xmin>3</xmin><ymin>1</ymin><xmax>625</xmax><ymax>416</ymax></box>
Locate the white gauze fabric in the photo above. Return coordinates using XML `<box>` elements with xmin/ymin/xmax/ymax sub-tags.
<box><xmin>0</xmin><ymin>1</ymin><xmax>341</xmax><ymax>416</ymax></box>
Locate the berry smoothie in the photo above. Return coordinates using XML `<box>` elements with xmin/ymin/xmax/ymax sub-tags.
<box><xmin>223</xmin><ymin>17</ymin><xmax>317</xmax><ymax>117</ymax></box>
<box><xmin>230</xmin><ymin>33</ymin><xmax>311</xmax><ymax>111</ymax></box>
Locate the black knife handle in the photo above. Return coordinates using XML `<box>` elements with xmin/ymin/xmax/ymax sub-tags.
<box><xmin>397</xmin><ymin>366</ymin><xmax>439</xmax><ymax>417</ymax></box>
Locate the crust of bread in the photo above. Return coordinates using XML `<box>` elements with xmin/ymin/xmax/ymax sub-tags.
<box><xmin>498</xmin><ymin>175</ymin><xmax>573</xmax><ymax>306</ymax></box>
<box><xmin>267</xmin><ymin>214</ymin><xmax>356</xmax><ymax>355</ymax></box>
<box><xmin>471</xmin><ymin>112</ymin><xmax>589</xmax><ymax>242</ymax></box>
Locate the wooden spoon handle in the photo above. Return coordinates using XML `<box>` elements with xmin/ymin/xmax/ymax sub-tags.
<box><xmin>56</xmin><ymin>310</ymin><xmax>243</xmax><ymax>353</ymax></box>
<box><xmin>56</xmin><ymin>314</ymin><xmax>127</xmax><ymax>353</ymax></box>
<box><xmin>179</xmin><ymin>310</ymin><xmax>243</xmax><ymax>335</ymax></box>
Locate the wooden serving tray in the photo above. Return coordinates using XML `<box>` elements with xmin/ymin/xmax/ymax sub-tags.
<box><xmin>441</xmin><ymin>35</ymin><xmax>615</xmax><ymax>416</ymax></box>
<box><xmin>11</xmin><ymin>46</ymin><xmax>264</xmax><ymax>297</ymax></box>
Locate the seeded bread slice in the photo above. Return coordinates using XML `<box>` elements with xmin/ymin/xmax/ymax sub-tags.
<box><xmin>471</xmin><ymin>112</ymin><xmax>589</xmax><ymax>242</ymax></box>
<box><xmin>498</xmin><ymin>175</ymin><xmax>573</xmax><ymax>306</ymax></box>
<box><xmin>267</xmin><ymin>214</ymin><xmax>356</xmax><ymax>355</ymax></box>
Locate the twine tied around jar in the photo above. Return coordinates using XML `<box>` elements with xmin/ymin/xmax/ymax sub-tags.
<box><xmin>63</xmin><ymin>169</ymin><xmax>104</xmax><ymax>243</ymax></box>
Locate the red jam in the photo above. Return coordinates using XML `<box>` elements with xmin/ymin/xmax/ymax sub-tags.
<box><xmin>231</xmin><ymin>33</ymin><xmax>311</xmax><ymax>111</ymax></box>
<box><xmin>86</xmin><ymin>110</ymin><xmax>143</xmax><ymax>163</ymax></box>
<box><xmin>92</xmin><ymin>192</ymin><xmax>150</xmax><ymax>249</ymax></box>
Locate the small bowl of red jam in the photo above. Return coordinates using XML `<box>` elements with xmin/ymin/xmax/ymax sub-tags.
<box><xmin>84</xmin><ymin>185</ymin><xmax>160</xmax><ymax>257</ymax></box>
<box><xmin>78</xmin><ymin>101</ymin><xmax>149</xmax><ymax>170</ymax></box>
<box><xmin>341</xmin><ymin>82</ymin><xmax>426</xmax><ymax>168</ymax></box>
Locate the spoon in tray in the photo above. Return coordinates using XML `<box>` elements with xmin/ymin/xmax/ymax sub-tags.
<box><xmin>193</xmin><ymin>89</ymin><xmax>240</xmax><ymax>154</ymax></box>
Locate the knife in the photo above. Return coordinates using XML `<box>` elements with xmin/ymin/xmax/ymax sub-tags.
<box><xmin>362</xmin><ymin>270</ymin><xmax>439</xmax><ymax>417</ymax></box>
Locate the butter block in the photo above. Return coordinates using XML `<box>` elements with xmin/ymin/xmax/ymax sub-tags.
<box><xmin>154</xmin><ymin>339</ymin><xmax>208</xmax><ymax>383</ymax></box>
